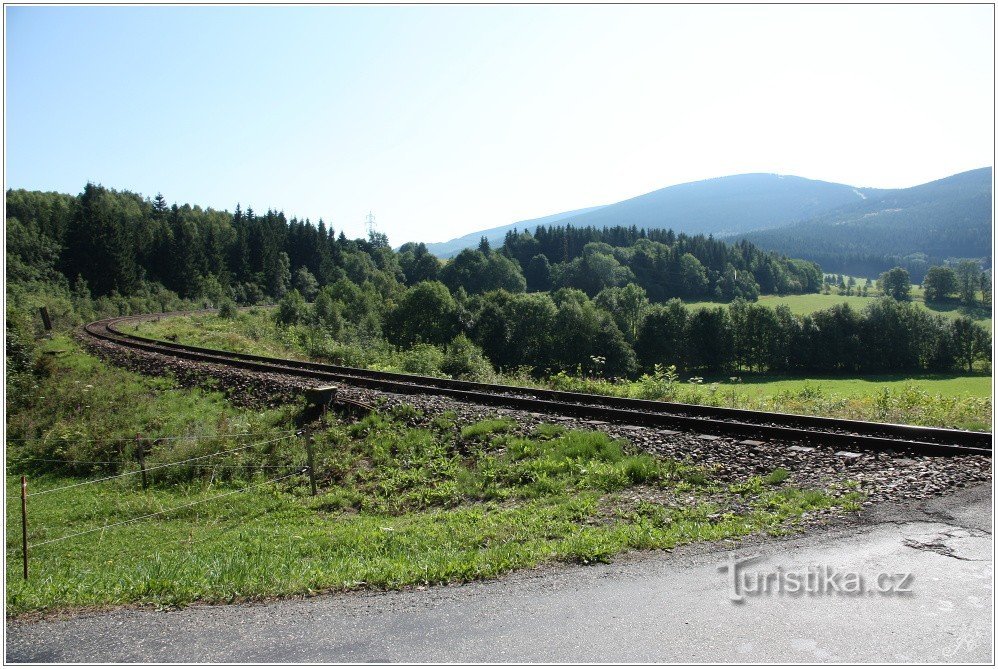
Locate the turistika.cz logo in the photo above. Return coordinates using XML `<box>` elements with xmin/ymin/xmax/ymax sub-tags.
<box><xmin>719</xmin><ymin>555</ymin><xmax>915</xmax><ymax>603</ymax></box>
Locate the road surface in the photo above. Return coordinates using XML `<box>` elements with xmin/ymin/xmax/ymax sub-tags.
<box><xmin>6</xmin><ymin>484</ymin><xmax>992</xmax><ymax>663</ymax></box>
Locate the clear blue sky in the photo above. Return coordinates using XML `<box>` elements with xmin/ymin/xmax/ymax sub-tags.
<box><xmin>6</xmin><ymin>5</ymin><xmax>994</xmax><ymax>244</ymax></box>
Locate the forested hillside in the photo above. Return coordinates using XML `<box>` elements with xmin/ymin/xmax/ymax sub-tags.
<box><xmin>422</xmin><ymin>173</ymin><xmax>876</xmax><ymax>257</ymax></box>
<box><xmin>738</xmin><ymin>167</ymin><xmax>993</xmax><ymax>280</ymax></box>
<box><xmin>540</xmin><ymin>173</ymin><xmax>876</xmax><ymax>236</ymax></box>
<box><xmin>500</xmin><ymin>224</ymin><xmax>822</xmax><ymax>301</ymax></box>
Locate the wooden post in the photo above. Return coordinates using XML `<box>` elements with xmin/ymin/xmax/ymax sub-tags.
<box><xmin>137</xmin><ymin>433</ymin><xmax>147</xmax><ymax>491</ymax></box>
<box><xmin>20</xmin><ymin>476</ymin><xmax>29</xmax><ymax>580</ymax></box>
<box><xmin>38</xmin><ymin>306</ymin><xmax>52</xmax><ymax>331</ymax></box>
<box><xmin>305</xmin><ymin>429</ymin><xmax>317</xmax><ymax>497</ymax></box>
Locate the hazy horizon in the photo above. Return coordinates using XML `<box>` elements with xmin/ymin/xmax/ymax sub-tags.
<box><xmin>6</xmin><ymin>5</ymin><xmax>994</xmax><ymax>245</ymax></box>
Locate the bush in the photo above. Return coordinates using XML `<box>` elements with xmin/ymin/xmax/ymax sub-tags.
<box><xmin>217</xmin><ymin>300</ymin><xmax>238</xmax><ymax>319</ymax></box>
<box><xmin>275</xmin><ymin>290</ymin><xmax>308</xmax><ymax>325</ymax></box>
<box><xmin>396</xmin><ymin>344</ymin><xmax>445</xmax><ymax>376</ymax></box>
<box><xmin>441</xmin><ymin>334</ymin><xmax>495</xmax><ymax>381</ymax></box>
<box><xmin>6</xmin><ymin>306</ymin><xmax>39</xmax><ymax>410</ymax></box>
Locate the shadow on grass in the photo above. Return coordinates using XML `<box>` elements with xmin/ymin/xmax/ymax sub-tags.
<box><xmin>922</xmin><ymin>299</ymin><xmax>992</xmax><ymax>320</ymax></box>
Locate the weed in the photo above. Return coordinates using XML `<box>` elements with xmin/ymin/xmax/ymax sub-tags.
<box><xmin>763</xmin><ymin>468</ymin><xmax>790</xmax><ymax>486</ymax></box>
<box><xmin>460</xmin><ymin>418</ymin><xmax>516</xmax><ymax>442</ymax></box>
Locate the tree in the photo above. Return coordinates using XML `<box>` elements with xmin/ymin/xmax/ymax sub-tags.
<box><xmin>550</xmin><ymin>297</ymin><xmax>636</xmax><ymax>378</ymax></box>
<box><xmin>152</xmin><ymin>193</ymin><xmax>169</xmax><ymax>219</ymax></box>
<box><xmin>397</xmin><ymin>242</ymin><xmax>440</xmax><ymax>285</ymax></box>
<box><xmin>293</xmin><ymin>266</ymin><xmax>319</xmax><ymax>301</ymax></box>
<box><xmin>470</xmin><ymin>291</ymin><xmax>558</xmax><ymax>372</ymax></box>
<box><xmin>594</xmin><ymin>283</ymin><xmax>648</xmax><ymax>342</ymax></box>
<box><xmin>270</xmin><ymin>252</ymin><xmax>292</xmax><ymax>298</ymax></box>
<box><xmin>384</xmin><ymin>281</ymin><xmax>458</xmax><ymax>347</ymax></box>
<box><xmin>922</xmin><ymin>266</ymin><xmax>957</xmax><ymax>302</ymax></box>
<box><xmin>678</xmin><ymin>253</ymin><xmax>708</xmax><ymax>297</ymax></box>
<box><xmin>440</xmin><ymin>249</ymin><xmax>526</xmax><ymax>295</ymax></box>
<box><xmin>524</xmin><ymin>254</ymin><xmax>552</xmax><ymax>292</ymax></box>
<box><xmin>685</xmin><ymin>306</ymin><xmax>733</xmax><ymax>372</ymax></box>
<box><xmin>878</xmin><ymin>267</ymin><xmax>911</xmax><ymax>301</ymax></box>
<box><xmin>64</xmin><ymin>183</ymin><xmax>142</xmax><ymax>296</ymax></box>
<box><xmin>955</xmin><ymin>260</ymin><xmax>982</xmax><ymax>305</ymax></box>
<box><xmin>312</xmin><ymin>288</ymin><xmax>345</xmax><ymax>337</ymax></box>
<box><xmin>636</xmin><ymin>299</ymin><xmax>689</xmax><ymax>370</ymax></box>
<box><xmin>952</xmin><ymin>317</ymin><xmax>990</xmax><ymax>372</ymax></box>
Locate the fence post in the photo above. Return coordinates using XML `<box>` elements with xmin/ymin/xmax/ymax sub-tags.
<box><xmin>20</xmin><ymin>476</ymin><xmax>29</xmax><ymax>580</ymax></box>
<box><xmin>38</xmin><ymin>306</ymin><xmax>52</xmax><ymax>331</ymax></box>
<box><xmin>137</xmin><ymin>433</ymin><xmax>147</xmax><ymax>491</ymax></box>
<box><xmin>305</xmin><ymin>429</ymin><xmax>317</xmax><ymax>497</ymax></box>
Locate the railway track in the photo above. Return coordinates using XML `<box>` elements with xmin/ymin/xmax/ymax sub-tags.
<box><xmin>83</xmin><ymin>314</ymin><xmax>993</xmax><ymax>457</ymax></box>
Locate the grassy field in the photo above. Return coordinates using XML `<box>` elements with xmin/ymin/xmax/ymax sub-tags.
<box><xmin>6</xmin><ymin>336</ymin><xmax>861</xmax><ymax>616</ymax></box>
<box><xmin>686</xmin><ymin>292</ymin><xmax>993</xmax><ymax>331</ymax></box>
<box><xmin>716</xmin><ymin>373</ymin><xmax>991</xmax><ymax>400</ymax></box>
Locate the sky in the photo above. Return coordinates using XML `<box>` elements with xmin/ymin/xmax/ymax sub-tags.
<box><xmin>5</xmin><ymin>5</ymin><xmax>994</xmax><ymax>244</ymax></box>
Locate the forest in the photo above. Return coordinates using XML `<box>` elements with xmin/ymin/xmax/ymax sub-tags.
<box><xmin>739</xmin><ymin>167</ymin><xmax>992</xmax><ymax>281</ymax></box>
<box><xmin>5</xmin><ymin>183</ymin><xmax>992</xmax><ymax>384</ymax></box>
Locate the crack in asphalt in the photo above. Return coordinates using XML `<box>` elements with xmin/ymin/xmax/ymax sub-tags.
<box><xmin>901</xmin><ymin>526</ymin><xmax>990</xmax><ymax>561</ymax></box>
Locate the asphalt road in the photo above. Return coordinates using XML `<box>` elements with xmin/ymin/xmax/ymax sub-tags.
<box><xmin>6</xmin><ymin>484</ymin><xmax>993</xmax><ymax>663</ymax></box>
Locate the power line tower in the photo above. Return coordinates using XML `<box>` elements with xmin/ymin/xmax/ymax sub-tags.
<box><xmin>365</xmin><ymin>211</ymin><xmax>376</xmax><ymax>238</ymax></box>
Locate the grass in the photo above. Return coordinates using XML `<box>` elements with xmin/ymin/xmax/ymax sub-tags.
<box><xmin>550</xmin><ymin>371</ymin><xmax>992</xmax><ymax>431</ymax></box>
<box><xmin>6</xmin><ymin>334</ymin><xmax>294</xmax><ymax>473</ymax></box>
<box><xmin>724</xmin><ymin>373</ymin><xmax>991</xmax><ymax>400</ymax></box>
<box><xmin>5</xmin><ymin>338</ymin><xmax>862</xmax><ymax>616</ymax></box>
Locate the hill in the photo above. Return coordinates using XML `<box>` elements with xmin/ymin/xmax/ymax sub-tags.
<box><xmin>424</xmin><ymin>173</ymin><xmax>877</xmax><ymax>258</ymax></box>
<box><xmin>735</xmin><ymin>167</ymin><xmax>993</xmax><ymax>280</ymax></box>
<box><xmin>541</xmin><ymin>173</ymin><xmax>878</xmax><ymax>236</ymax></box>
<box><xmin>420</xmin><ymin>205</ymin><xmax>606</xmax><ymax>258</ymax></box>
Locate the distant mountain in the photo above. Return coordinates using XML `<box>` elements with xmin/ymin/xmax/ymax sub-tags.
<box><xmin>735</xmin><ymin>167</ymin><xmax>993</xmax><ymax>279</ymax></box>
<box><xmin>537</xmin><ymin>173</ymin><xmax>880</xmax><ymax>236</ymax></box>
<box><xmin>422</xmin><ymin>173</ymin><xmax>877</xmax><ymax>258</ymax></box>
<box><xmin>420</xmin><ymin>205</ymin><xmax>606</xmax><ymax>258</ymax></box>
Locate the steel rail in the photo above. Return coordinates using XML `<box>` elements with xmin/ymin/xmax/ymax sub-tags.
<box><xmin>84</xmin><ymin>314</ymin><xmax>992</xmax><ymax>456</ymax></box>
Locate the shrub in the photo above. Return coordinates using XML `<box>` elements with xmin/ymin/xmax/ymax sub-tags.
<box><xmin>275</xmin><ymin>290</ymin><xmax>308</xmax><ymax>325</ymax></box>
<box><xmin>397</xmin><ymin>344</ymin><xmax>445</xmax><ymax>376</ymax></box>
<box><xmin>441</xmin><ymin>334</ymin><xmax>495</xmax><ymax>381</ymax></box>
<box><xmin>217</xmin><ymin>300</ymin><xmax>238</xmax><ymax>319</ymax></box>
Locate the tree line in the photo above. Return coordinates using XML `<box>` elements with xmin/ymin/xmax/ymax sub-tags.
<box><xmin>279</xmin><ymin>279</ymin><xmax>991</xmax><ymax>378</ymax></box>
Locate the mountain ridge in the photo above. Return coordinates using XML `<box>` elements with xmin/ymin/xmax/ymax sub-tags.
<box><xmin>421</xmin><ymin>172</ymin><xmax>881</xmax><ymax>258</ymax></box>
<box><xmin>735</xmin><ymin>167</ymin><xmax>993</xmax><ymax>279</ymax></box>
<box><xmin>420</xmin><ymin>168</ymin><xmax>992</xmax><ymax>278</ymax></box>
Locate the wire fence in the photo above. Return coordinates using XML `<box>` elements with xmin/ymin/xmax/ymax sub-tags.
<box><xmin>30</xmin><ymin>468</ymin><xmax>306</xmax><ymax>548</ymax></box>
<box><xmin>5</xmin><ymin>429</ymin><xmax>299</xmax><ymax>445</ymax></box>
<box><xmin>25</xmin><ymin>435</ymin><xmax>293</xmax><ymax>497</ymax></box>
<box><xmin>11</xmin><ymin>428</ymin><xmax>320</xmax><ymax>579</ymax></box>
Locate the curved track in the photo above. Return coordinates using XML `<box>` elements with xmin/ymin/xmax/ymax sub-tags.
<box><xmin>83</xmin><ymin>313</ymin><xmax>993</xmax><ymax>456</ymax></box>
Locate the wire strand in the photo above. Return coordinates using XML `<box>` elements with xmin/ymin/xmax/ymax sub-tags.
<box><xmin>31</xmin><ymin>469</ymin><xmax>306</xmax><ymax>548</ymax></box>
<box><xmin>25</xmin><ymin>435</ymin><xmax>294</xmax><ymax>497</ymax></box>
<box><xmin>5</xmin><ymin>430</ymin><xmax>297</xmax><ymax>445</ymax></box>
